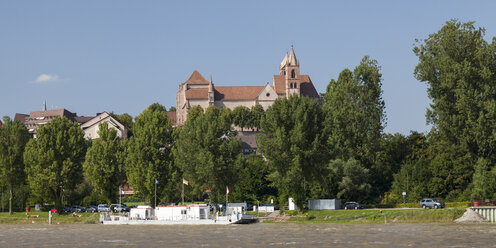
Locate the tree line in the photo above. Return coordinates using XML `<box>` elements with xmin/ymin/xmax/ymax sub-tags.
<box><xmin>1</xmin><ymin>20</ymin><xmax>496</xmax><ymax>214</ymax></box>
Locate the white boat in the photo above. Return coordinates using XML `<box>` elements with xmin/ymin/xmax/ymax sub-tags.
<box><xmin>100</xmin><ymin>204</ymin><xmax>255</xmax><ymax>225</ymax></box>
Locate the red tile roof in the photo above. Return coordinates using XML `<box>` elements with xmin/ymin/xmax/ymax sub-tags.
<box><xmin>214</xmin><ymin>86</ymin><xmax>264</xmax><ymax>101</ymax></box>
<box><xmin>74</xmin><ymin>116</ymin><xmax>94</xmax><ymax>124</ymax></box>
<box><xmin>273</xmin><ymin>75</ymin><xmax>286</xmax><ymax>95</ymax></box>
<box><xmin>29</xmin><ymin>109</ymin><xmax>77</xmax><ymax>119</ymax></box>
<box><xmin>166</xmin><ymin>111</ymin><xmax>177</xmax><ymax>126</ymax></box>
<box><xmin>299</xmin><ymin>75</ymin><xmax>320</xmax><ymax>98</ymax></box>
<box><xmin>185</xmin><ymin>88</ymin><xmax>208</xmax><ymax>99</ymax></box>
<box><xmin>14</xmin><ymin>113</ymin><xmax>29</xmax><ymax>123</ymax></box>
<box><xmin>184</xmin><ymin>70</ymin><xmax>210</xmax><ymax>85</ymax></box>
<box><xmin>272</xmin><ymin>74</ymin><xmax>319</xmax><ymax>98</ymax></box>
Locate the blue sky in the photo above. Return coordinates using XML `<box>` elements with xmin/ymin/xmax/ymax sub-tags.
<box><xmin>1</xmin><ymin>1</ymin><xmax>495</xmax><ymax>134</ymax></box>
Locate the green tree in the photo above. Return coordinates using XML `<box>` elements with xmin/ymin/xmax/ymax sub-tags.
<box><xmin>389</xmin><ymin>159</ymin><xmax>432</xmax><ymax>204</ymax></box>
<box><xmin>24</xmin><ymin>117</ymin><xmax>86</xmax><ymax>210</ymax></box>
<box><xmin>0</xmin><ymin>117</ymin><xmax>30</xmax><ymax>215</ymax></box>
<box><xmin>232</xmin><ymin>106</ymin><xmax>251</xmax><ymax>131</ymax></box>
<box><xmin>125</xmin><ymin>103</ymin><xmax>175</xmax><ymax>206</ymax></box>
<box><xmin>471</xmin><ymin>158</ymin><xmax>496</xmax><ymax>200</ymax></box>
<box><xmin>250</xmin><ymin>104</ymin><xmax>265</xmax><ymax>131</ymax></box>
<box><xmin>259</xmin><ymin>95</ymin><xmax>328</xmax><ymax>209</ymax></box>
<box><xmin>169</xmin><ymin>106</ymin><xmax>176</xmax><ymax>112</ymax></box>
<box><xmin>373</xmin><ymin>133</ymin><xmax>409</xmax><ymax>195</ymax></box>
<box><xmin>414</xmin><ymin>20</ymin><xmax>496</xmax><ymax>198</ymax></box>
<box><xmin>173</xmin><ymin>106</ymin><xmax>242</xmax><ymax>205</ymax></box>
<box><xmin>323</xmin><ymin>56</ymin><xmax>385</xmax><ymax>163</ymax></box>
<box><xmin>83</xmin><ymin>122</ymin><xmax>125</xmax><ymax>203</ymax></box>
<box><xmin>231</xmin><ymin>154</ymin><xmax>274</xmax><ymax>203</ymax></box>
<box><xmin>323</xmin><ymin>56</ymin><xmax>386</xmax><ymax>199</ymax></box>
<box><xmin>329</xmin><ymin>159</ymin><xmax>371</xmax><ymax>202</ymax></box>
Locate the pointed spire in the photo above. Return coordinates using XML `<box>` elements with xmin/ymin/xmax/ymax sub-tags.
<box><xmin>43</xmin><ymin>99</ymin><xmax>47</xmax><ymax>111</ymax></box>
<box><xmin>208</xmin><ymin>75</ymin><xmax>214</xmax><ymax>92</ymax></box>
<box><xmin>289</xmin><ymin>46</ymin><xmax>298</xmax><ymax>66</ymax></box>
<box><xmin>280</xmin><ymin>52</ymin><xmax>289</xmax><ymax>69</ymax></box>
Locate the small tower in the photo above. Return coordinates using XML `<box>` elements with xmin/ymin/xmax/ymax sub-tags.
<box><xmin>208</xmin><ymin>75</ymin><xmax>215</xmax><ymax>105</ymax></box>
<box><xmin>280</xmin><ymin>46</ymin><xmax>300</xmax><ymax>97</ymax></box>
<box><xmin>43</xmin><ymin>99</ymin><xmax>47</xmax><ymax>111</ymax></box>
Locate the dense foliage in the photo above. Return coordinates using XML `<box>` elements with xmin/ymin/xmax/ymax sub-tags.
<box><xmin>259</xmin><ymin>95</ymin><xmax>328</xmax><ymax>208</ymax></box>
<box><xmin>23</xmin><ymin>117</ymin><xmax>87</xmax><ymax>211</ymax></box>
<box><xmin>173</xmin><ymin>106</ymin><xmax>242</xmax><ymax>204</ymax></box>
<box><xmin>83</xmin><ymin>122</ymin><xmax>125</xmax><ymax>203</ymax></box>
<box><xmin>125</xmin><ymin>103</ymin><xmax>175</xmax><ymax>206</ymax></box>
<box><xmin>0</xmin><ymin>117</ymin><xmax>30</xmax><ymax>214</ymax></box>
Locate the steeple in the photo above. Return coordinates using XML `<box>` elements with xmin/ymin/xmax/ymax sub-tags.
<box><xmin>281</xmin><ymin>46</ymin><xmax>301</xmax><ymax>97</ymax></box>
<box><xmin>288</xmin><ymin>46</ymin><xmax>298</xmax><ymax>66</ymax></box>
<box><xmin>43</xmin><ymin>99</ymin><xmax>47</xmax><ymax>111</ymax></box>
<box><xmin>280</xmin><ymin>52</ymin><xmax>289</xmax><ymax>70</ymax></box>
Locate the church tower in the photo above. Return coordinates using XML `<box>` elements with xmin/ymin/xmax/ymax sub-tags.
<box><xmin>279</xmin><ymin>46</ymin><xmax>300</xmax><ymax>97</ymax></box>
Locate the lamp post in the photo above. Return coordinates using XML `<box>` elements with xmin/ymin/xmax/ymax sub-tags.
<box><xmin>406</xmin><ymin>170</ymin><xmax>409</xmax><ymax>203</ymax></box>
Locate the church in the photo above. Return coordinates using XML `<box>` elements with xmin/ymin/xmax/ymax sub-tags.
<box><xmin>175</xmin><ymin>47</ymin><xmax>320</xmax><ymax>125</ymax></box>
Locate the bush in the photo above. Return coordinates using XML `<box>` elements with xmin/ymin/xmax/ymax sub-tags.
<box><xmin>445</xmin><ymin>201</ymin><xmax>470</xmax><ymax>208</ymax></box>
<box><xmin>392</xmin><ymin>201</ymin><xmax>470</xmax><ymax>208</ymax></box>
<box><xmin>393</xmin><ymin>202</ymin><xmax>419</xmax><ymax>208</ymax></box>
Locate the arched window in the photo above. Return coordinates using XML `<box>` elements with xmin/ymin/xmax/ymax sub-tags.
<box><xmin>291</xmin><ymin>69</ymin><xmax>295</xmax><ymax>78</ymax></box>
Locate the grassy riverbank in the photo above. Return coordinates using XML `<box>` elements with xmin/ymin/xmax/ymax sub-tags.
<box><xmin>278</xmin><ymin>208</ymin><xmax>466</xmax><ymax>223</ymax></box>
<box><xmin>0</xmin><ymin>207</ymin><xmax>467</xmax><ymax>224</ymax></box>
<box><xmin>0</xmin><ymin>212</ymin><xmax>100</xmax><ymax>224</ymax></box>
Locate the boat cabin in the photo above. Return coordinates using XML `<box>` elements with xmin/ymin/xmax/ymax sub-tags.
<box><xmin>130</xmin><ymin>205</ymin><xmax>154</xmax><ymax>220</ymax></box>
<box><xmin>155</xmin><ymin>205</ymin><xmax>210</xmax><ymax>221</ymax></box>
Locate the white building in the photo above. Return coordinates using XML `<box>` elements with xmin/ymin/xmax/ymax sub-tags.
<box><xmin>80</xmin><ymin>112</ymin><xmax>128</xmax><ymax>140</ymax></box>
<box><xmin>154</xmin><ymin>205</ymin><xmax>210</xmax><ymax>221</ymax></box>
<box><xmin>130</xmin><ymin>205</ymin><xmax>154</xmax><ymax>220</ymax></box>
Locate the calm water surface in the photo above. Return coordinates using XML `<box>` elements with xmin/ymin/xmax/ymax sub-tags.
<box><xmin>1</xmin><ymin>223</ymin><xmax>495</xmax><ymax>247</ymax></box>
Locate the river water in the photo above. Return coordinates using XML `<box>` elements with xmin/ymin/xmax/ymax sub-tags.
<box><xmin>2</xmin><ymin>223</ymin><xmax>495</xmax><ymax>247</ymax></box>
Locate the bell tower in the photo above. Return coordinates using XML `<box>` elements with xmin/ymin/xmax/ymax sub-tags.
<box><xmin>279</xmin><ymin>46</ymin><xmax>300</xmax><ymax>97</ymax></box>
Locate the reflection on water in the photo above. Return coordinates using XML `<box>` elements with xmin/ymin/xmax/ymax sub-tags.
<box><xmin>3</xmin><ymin>223</ymin><xmax>496</xmax><ymax>247</ymax></box>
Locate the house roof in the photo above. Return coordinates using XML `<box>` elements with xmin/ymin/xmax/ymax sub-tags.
<box><xmin>80</xmin><ymin>112</ymin><xmax>127</xmax><ymax>133</ymax></box>
<box><xmin>272</xmin><ymin>74</ymin><xmax>319</xmax><ymax>98</ymax></box>
<box><xmin>236</xmin><ymin>131</ymin><xmax>259</xmax><ymax>149</ymax></box>
<box><xmin>185</xmin><ymin>88</ymin><xmax>208</xmax><ymax>99</ymax></box>
<box><xmin>184</xmin><ymin>70</ymin><xmax>210</xmax><ymax>85</ymax></box>
<box><xmin>29</xmin><ymin>109</ymin><xmax>77</xmax><ymax>119</ymax></box>
<box><xmin>166</xmin><ymin>111</ymin><xmax>177</xmax><ymax>126</ymax></box>
<box><xmin>273</xmin><ymin>75</ymin><xmax>286</xmax><ymax>95</ymax></box>
<box><xmin>214</xmin><ymin>86</ymin><xmax>264</xmax><ymax>101</ymax></box>
<box><xmin>14</xmin><ymin>113</ymin><xmax>29</xmax><ymax>123</ymax></box>
<box><xmin>74</xmin><ymin>116</ymin><xmax>94</xmax><ymax>124</ymax></box>
<box><xmin>299</xmin><ymin>75</ymin><xmax>320</xmax><ymax>98</ymax></box>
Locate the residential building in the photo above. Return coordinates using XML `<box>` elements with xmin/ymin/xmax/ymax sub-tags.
<box><xmin>15</xmin><ymin>108</ymin><xmax>127</xmax><ymax>140</ymax></box>
<box><xmin>175</xmin><ymin>47</ymin><xmax>320</xmax><ymax>125</ymax></box>
<box><xmin>237</xmin><ymin>131</ymin><xmax>259</xmax><ymax>155</ymax></box>
<box><xmin>14</xmin><ymin>108</ymin><xmax>93</xmax><ymax>138</ymax></box>
<box><xmin>80</xmin><ymin>112</ymin><xmax>128</xmax><ymax>140</ymax></box>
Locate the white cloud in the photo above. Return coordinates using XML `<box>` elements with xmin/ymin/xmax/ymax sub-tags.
<box><xmin>34</xmin><ymin>74</ymin><xmax>60</xmax><ymax>83</ymax></box>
